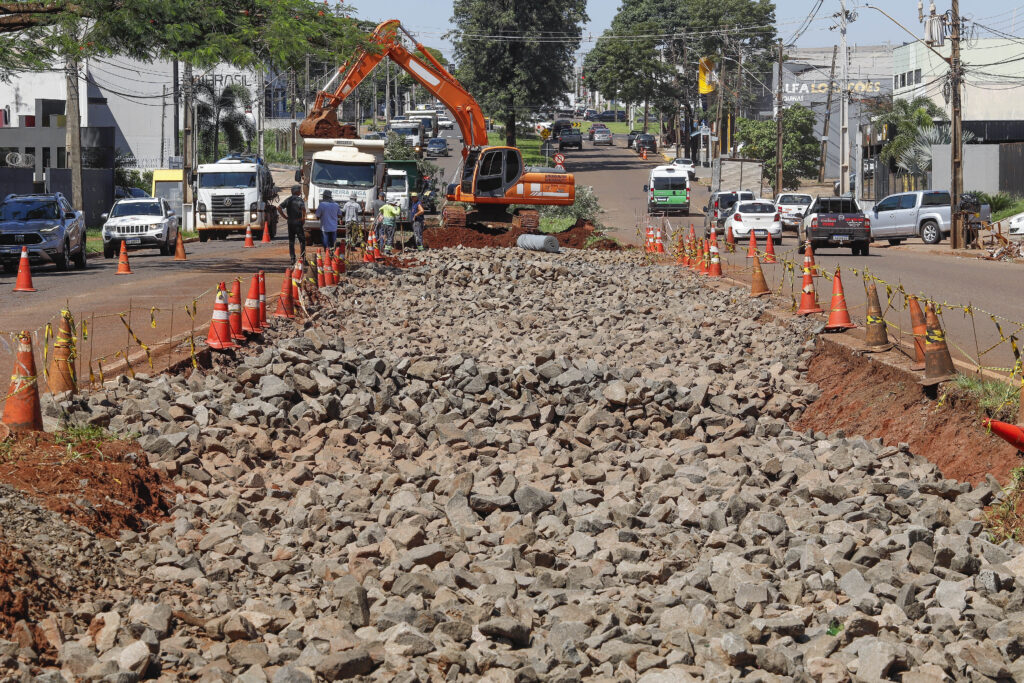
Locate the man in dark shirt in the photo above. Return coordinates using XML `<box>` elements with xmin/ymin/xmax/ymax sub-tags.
<box><xmin>277</xmin><ymin>185</ymin><xmax>306</xmax><ymax>266</ymax></box>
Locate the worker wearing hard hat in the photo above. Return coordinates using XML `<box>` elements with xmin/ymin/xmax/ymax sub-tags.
<box><xmin>378</xmin><ymin>198</ymin><xmax>401</xmax><ymax>254</ymax></box>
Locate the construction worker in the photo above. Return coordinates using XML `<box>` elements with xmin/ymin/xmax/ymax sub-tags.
<box><xmin>378</xmin><ymin>198</ymin><xmax>401</xmax><ymax>254</ymax></box>
<box><xmin>278</xmin><ymin>185</ymin><xmax>306</xmax><ymax>267</ymax></box>
<box><xmin>316</xmin><ymin>190</ymin><xmax>340</xmax><ymax>250</ymax></box>
<box><xmin>411</xmin><ymin>193</ymin><xmax>426</xmax><ymax>251</ymax></box>
<box><xmin>343</xmin><ymin>193</ymin><xmax>362</xmax><ymax>250</ymax></box>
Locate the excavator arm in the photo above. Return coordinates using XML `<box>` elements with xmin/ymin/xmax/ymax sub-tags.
<box><xmin>300</xmin><ymin>20</ymin><xmax>487</xmax><ymax>155</ymax></box>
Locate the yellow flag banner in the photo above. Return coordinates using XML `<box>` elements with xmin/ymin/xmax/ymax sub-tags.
<box><xmin>699</xmin><ymin>57</ymin><xmax>717</xmax><ymax>94</ymax></box>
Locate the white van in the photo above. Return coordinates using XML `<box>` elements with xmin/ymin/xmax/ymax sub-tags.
<box><xmin>644</xmin><ymin>165</ymin><xmax>690</xmax><ymax>215</ymax></box>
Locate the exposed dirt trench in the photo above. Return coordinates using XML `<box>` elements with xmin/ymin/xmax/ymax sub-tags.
<box><xmin>794</xmin><ymin>338</ymin><xmax>1020</xmax><ymax>485</ymax></box>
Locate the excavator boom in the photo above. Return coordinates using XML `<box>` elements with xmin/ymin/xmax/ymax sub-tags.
<box><xmin>300</xmin><ymin>20</ymin><xmax>487</xmax><ymax>154</ymax></box>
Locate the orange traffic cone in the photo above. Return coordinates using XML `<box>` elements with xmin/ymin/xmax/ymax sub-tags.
<box><xmin>726</xmin><ymin>224</ymin><xmax>736</xmax><ymax>253</ymax></box>
<box><xmin>694</xmin><ymin>239</ymin><xmax>705</xmax><ymax>273</ymax></box>
<box><xmin>2</xmin><ymin>331</ymin><xmax>43</xmax><ymax>431</ymax></box>
<box><xmin>47</xmin><ymin>309</ymin><xmax>77</xmax><ymax>395</ymax></box>
<box><xmin>206</xmin><ymin>284</ymin><xmax>238</xmax><ymax>350</ymax></box>
<box><xmin>644</xmin><ymin>224</ymin><xmax>654</xmax><ymax>253</ymax></box>
<box><xmin>12</xmin><ymin>246</ymin><xmax>36</xmax><ymax>292</ymax></box>
<box><xmin>316</xmin><ymin>253</ymin><xmax>325</xmax><ymax>288</ymax></box>
<box><xmin>115</xmin><ymin>240</ymin><xmax>133</xmax><ymax>275</ymax></box>
<box><xmin>983</xmin><ymin>418</ymin><xmax>1024</xmax><ymax>451</ymax></box>
<box><xmin>750</xmin><ymin>256</ymin><xmax>770</xmax><ymax>297</ymax></box>
<box><xmin>804</xmin><ymin>240</ymin><xmax>820</xmax><ymax>277</ymax></box>
<box><xmin>243</xmin><ymin>225</ymin><xmax>256</xmax><ymax>248</ymax></box>
<box><xmin>682</xmin><ymin>236</ymin><xmax>691</xmax><ymax>267</ymax></box>
<box><xmin>675</xmin><ymin>232</ymin><xmax>686</xmax><ymax>266</ymax></box>
<box><xmin>641</xmin><ymin>148</ymin><xmax>648</xmax><ymax>160</ymax></box>
<box><xmin>863</xmin><ymin>279</ymin><xmax>891</xmax><ymax>351</ymax></box>
<box><xmin>258</xmin><ymin>270</ymin><xmax>267</xmax><ymax>329</ymax></box>
<box><xmin>335</xmin><ymin>251</ymin><xmax>346</xmax><ymax>276</ymax></box>
<box><xmin>325</xmin><ymin>253</ymin><xmax>336</xmax><ymax>285</ymax></box>
<box><xmin>242</xmin><ymin>274</ymin><xmax>261</xmax><ymax>334</ymax></box>
<box><xmin>292</xmin><ymin>260</ymin><xmax>303</xmax><ymax>302</ymax></box>
<box><xmin>173</xmin><ymin>231</ymin><xmax>187</xmax><ymax>261</ymax></box>
<box><xmin>655</xmin><ymin>226</ymin><xmax>666</xmax><ymax>254</ymax></box>
<box><xmin>261</xmin><ymin>220</ymin><xmax>272</xmax><ymax>244</ymax></box>
<box><xmin>746</xmin><ymin>231</ymin><xmax>757</xmax><ymax>259</ymax></box>
<box><xmin>274</xmin><ymin>268</ymin><xmax>295</xmax><ymax>319</ymax></box>
<box><xmin>707</xmin><ymin>229</ymin><xmax>723</xmax><ymax>277</ymax></box>
<box><xmin>372</xmin><ymin>230</ymin><xmax>383</xmax><ymax>260</ymax></box>
<box><xmin>824</xmin><ymin>267</ymin><xmax>856</xmax><ymax>331</ymax></box>
<box><xmin>796</xmin><ymin>268</ymin><xmax>823</xmax><ymax>315</ymax></box>
<box><xmin>921</xmin><ymin>304</ymin><xmax>956</xmax><ymax>385</ymax></box>
<box><xmin>227</xmin><ymin>279</ymin><xmax>245</xmax><ymax>342</ymax></box>
<box><xmin>908</xmin><ymin>296</ymin><xmax>928</xmax><ymax>371</ymax></box>
<box><xmin>364</xmin><ymin>231</ymin><xmax>376</xmax><ymax>263</ymax></box>
<box><xmin>764</xmin><ymin>236</ymin><xmax>777</xmax><ymax>264</ymax></box>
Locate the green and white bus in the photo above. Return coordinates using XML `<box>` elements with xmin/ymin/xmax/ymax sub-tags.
<box><xmin>644</xmin><ymin>165</ymin><xmax>690</xmax><ymax>215</ymax></box>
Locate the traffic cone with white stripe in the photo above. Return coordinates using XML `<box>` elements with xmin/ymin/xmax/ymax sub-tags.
<box><xmin>292</xmin><ymin>259</ymin><xmax>303</xmax><ymax>302</ymax></box>
<box><xmin>804</xmin><ymin>240</ymin><xmax>820</xmax><ymax>277</ymax></box>
<box><xmin>206</xmin><ymin>284</ymin><xmax>238</xmax><ymax>350</ymax></box>
<box><xmin>228</xmin><ymin>279</ymin><xmax>245</xmax><ymax>342</ymax></box>
<box><xmin>316</xmin><ymin>252</ymin><xmax>325</xmax><ymax>288</ymax></box>
<box><xmin>726</xmin><ymin>224</ymin><xmax>736</xmax><ymax>253</ymax></box>
<box><xmin>824</xmin><ymin>267</ymin><xmax>856</xmax><ymax>331</ymax></box>
<box><xmin>644</xmin><ymin>223</ymin><xmax>655</xmax><ymax>253</ymax></box>
<box><xmin>115</xmin><ymin>240</ymin><xmax>133</xmax><ymax>275</ymax></box>
<box><xmin>274</xmin><ymin>268</ymin><xmax>295</xmax><ymax>319</ymax></box>
<box><xmin>13</xmin><ymin>246</ymin><xmax>35</xmax><ymax>292</ymax></box>
<box><xmin>2</xmin><ymin>331</ymin><xmax>43</xmax><ymax>431</ymax></box>
<box><xmin>763</xmin><ymin>235</ymin><xmax>777</xmax><ymax>264</ymax></box>
<box><xmin>242</xmin><ymin>274</ymin><xmax>261</xmax><ymax>334</ymax></box>
<box><xmin>243</xmin><ymin>225</ymin><xmax>256</xmax><ymax>248</ymax></box>
<box><xmin>796</xmin><ymin>267</ymin><xmax>823</xmax><ymax>315</ymax></box>
<box><xmin>746</xmin><ymin>231</ymin><xmax>757</xmax><ymax>260</ymax></box>
<box><xmin>708</xmin><ymin>228</ymin><xmax>723</xmax><ymax>277</ymax></box>
<box><xmin>324</xmin><ymin>252</ymin><xmax>336</xmax><ymax>285</ymax></box>
<box><xmin>258</xmin><ymin>270</ymin><xmax>267</xmax><ymax>329</ymax></box>
<box><xmin>655</xmin><ymin>225</ymin><xmax>666</xmax><ymax>254</ymax></box>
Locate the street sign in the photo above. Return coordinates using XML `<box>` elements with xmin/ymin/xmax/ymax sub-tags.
<box><xmin>540</xmin><ymin>140</ymin><xmax>556</xmax><ymax>159</ymax></box>
<box><xmin>555</xmin><ymin>163</ymin><xmax>565</xmax><ymax>171</ymax></box>
<box><xmin>553</xmin><ymin>152</ymin><xmax>566</xmax><ymax>165</ymax></box>
<box><xmin>572</xmin><ymin>121</ymin><xmax>581</xmax><ymax>128</ymax></box>
<box><xmin>540</xmin><ymin>128</ymin><xmax>551</xmax><ymax>140</ymax></box>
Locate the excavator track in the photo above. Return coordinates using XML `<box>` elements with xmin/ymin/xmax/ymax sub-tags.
<box><xmin>512</xmin><ymin>209</ymin><xmax>540</xmax><ymax>231</ymax></box>
<box><xmin>442</xmin><ymin>205</ymin><xmax>466</xmax><ymax>230</ymax></box>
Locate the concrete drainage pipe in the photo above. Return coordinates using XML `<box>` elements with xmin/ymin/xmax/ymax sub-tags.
<box><xmin>516</xmin><ymin>234</ymin><xmax>560</xmax><ymax>253</ymax></box>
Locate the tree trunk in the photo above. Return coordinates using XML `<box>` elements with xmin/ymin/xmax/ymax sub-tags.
<box><xmin>642</xmin><ymin>99</ymin><xmax>649</xmax><ymax>134</ymax></box>
<box><xmin>65</xmin><ymin>58</ymin><xmax>82</xmax><ymax>210</ymax></box>
<box><xmin>504</xmin><ymin>109</ymin><xmax>516</xmax><ymax>148</ymax></box>
<box><xmin>183</xmin><ymin>63</ymin><xmax>193</xmax><ymax>206</ymax></box>
<box><xmin>213</xmin><ymin>106</ymin><xmax>221</xmax><ymax>162</ymax></box>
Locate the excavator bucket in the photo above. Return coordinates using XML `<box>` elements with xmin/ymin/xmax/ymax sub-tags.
<box><xmin>299</xmin><ymin>107</ymin><xmax>345</xmax><ymax>139</ymax></box>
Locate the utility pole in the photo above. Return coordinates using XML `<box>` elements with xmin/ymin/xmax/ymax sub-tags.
<box><xmin>950</xmin><ymin>0</ymin><xmax>964</xmax><ymax>248</ymax></box>
<box><xmin>775</xmin><ymin>39</ymin><xmax>784</xmax><ymax>195</ymax></box>
<box><xmin>257</xmin><ymin>70</ymin><xmax>264</xmax><ymax>159</ymax></box>
<box><xmin>385</xmin><ymin>59</ymin><xmax>391</xmax><ymax>123</ymax></box>
<box><xmin>714</xmin><ymin>46</ymin><xmax>725</xmax><ymax>160</ymax></box>
<box><xmin>839</xmin><ymin>0</ymin><xmax>851</xmax><ymax>195</ymax></box>
<box><xmin>732</xmin><ymin>53</ymin><xmax>742</xmax><ymax>157</ymax></box>
<box><xmin>183</xmin><ymin>63</ymin><xmax>193</xmax><ymax>207</ymax></box>
<box><xmin>172</xmin><ymin>60</ymin><xmax>180</xmax><ymax>157</ymax></box>
<box><xmin>304</xmin><ymin>54</ymin><xmax>310</xmax><ymax>118</ymax></box>
<box><xmin>160</xmin><ymin>85</ymin><xmax>166</xmax><ymax>167</ymax></box>
<box><xmin>65</xmin><ymin>58</ymin><xmax>83</xmax><ymax>210</ymax></box>
<box><xmin>818</xmin><ymin>45</ymin><xmax>838</xmax><ymax>183</ymax></box>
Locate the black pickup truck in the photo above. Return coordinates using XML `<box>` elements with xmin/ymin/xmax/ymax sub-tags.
<box><xmin>800</xmin><ymin>196</ymin><xmax>872</xmax><ymax>255</ymax></box>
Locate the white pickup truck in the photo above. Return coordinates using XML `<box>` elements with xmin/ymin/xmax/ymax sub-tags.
<box><xmin>869</xmin><ymin>190</ymin><xmax>951</xmax><ymax>245</ymax></box>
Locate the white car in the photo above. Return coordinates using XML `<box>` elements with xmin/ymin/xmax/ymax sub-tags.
<box><xmin>593</xmin><ymin>129</ymin><xmax>613</xmax><ymax>145</ymax></box>
<box><xmin>724</xmin><ymin>200</ymin><xmax>782</xmax><ymax>244</ymax></box>
<box><xmin>101</xmin><ymin>198</ymin><xmax>179</xmax><ymax>258</ymax></box>
<box><xmin>437</xmin><ymin>116</ymin><xmax>455</xmax><ymax>130</ymax></box>
<box><xmin>774</xmin><ymin>193</ymin><xmax>813</xmax><ymax>231</ymax></box>
<box><xmin>1008</xmin><ymin>211</ymin><xmax>1024</xmax><ymax>240</ymax></box>
<box><xmin>671</xmin><ymin>157</ymin><xmax>696</xmax><ymax>179</ymax></box>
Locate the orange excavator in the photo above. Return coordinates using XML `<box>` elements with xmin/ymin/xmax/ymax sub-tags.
<box><xmin>299</xmin><ymin>20</ymin><xmax>575</xmax><ymax>230</ymax></box>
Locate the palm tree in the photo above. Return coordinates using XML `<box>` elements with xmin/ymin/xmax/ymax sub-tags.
<box><xmin>194</xmin><ymin>81</ymin><xmax>255</xmax><ymax>162</ymax></box>
<box><xmin>877</xmin><ymin>96</ymin><xmax>947</xmax><ymax>168</ymax></box>
<box><xmin>896</xmin><ymin>124</ymin><xmax>976</xmax><ymax>184</ymax></box>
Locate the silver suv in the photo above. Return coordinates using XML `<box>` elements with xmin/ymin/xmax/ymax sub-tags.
<box><xmin>0</xmin><ymin>193</ymin><xmax>86</xmax><ymax>271</ymax></box>
<box><xmin>869</xmin><ymin>190</ymin><xmax>950</xmax><ymax>245</ymax></box>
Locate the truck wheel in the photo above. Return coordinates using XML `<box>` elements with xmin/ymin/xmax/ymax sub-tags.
<box><xmin>920</xmin><ymin>220</ymin><xmax>941</xmax><ymax>244</ymax></box>
<box><xmin>103</xmin><ymin>242</ymin><xmax>116</xmax><ymax>259</ymax></box>
<box><xmin>54</xmin><ymin>239</ymin><xmax>70</xmax><ymax>271</ymax></box>
<box><xmin>73</xmin><ymin>243</ymin><xmax>87</xmax><ymax>269</ymax></box>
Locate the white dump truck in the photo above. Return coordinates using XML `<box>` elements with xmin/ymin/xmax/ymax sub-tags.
<box><xmin>194</xmin><ymin>154</ymin><xmax>277</xmax><ymax>241</ymax></box>
<box><xmin>297</xmin><ymin>137</ymin><xmax>386</xmax><ymax>242</ymax></box>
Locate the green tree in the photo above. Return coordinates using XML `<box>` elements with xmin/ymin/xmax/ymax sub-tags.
<box><xmin>735</xmin><ymin>103</ymin><xmax>818</xmax><ymax>191</ymax></box>
<box><xmin>876</xmin><ymin>96</ymin><xmax>947</xmax><ymax>168</ymax></box>
<box><xmin>194</xmin><ymin>82</ymin><xmax>255</xmax><ymax>162</ymax></box>
<box><xmin>448</xmin><ymin>0</ymin><xmax>588</xmax><ymax>147</ymax></box>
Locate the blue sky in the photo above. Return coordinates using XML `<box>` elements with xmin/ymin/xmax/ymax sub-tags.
<box><xmin>341</xmin><ymin>0</ymin><xmax>1024</xmax><ymax>59</ymax></box>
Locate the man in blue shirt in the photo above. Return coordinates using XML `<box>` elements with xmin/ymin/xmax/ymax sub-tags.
<box><xmin>315</xmin><ymin>191</ymin><xmax>340</xmax><ymax>250</ymax></box>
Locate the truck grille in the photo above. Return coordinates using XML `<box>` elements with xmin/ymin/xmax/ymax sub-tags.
<box><xmin>0</xmin><ymin>233</ymin><xmax>43</xmax><ymax>245</ymax></box>
<box><xmin>109</xmin><ymin>224</ymin><xmax>156</xmax><ymax>234</ymax></box>
<box><xmin>210</xmin><ymin>194</ymin><xmax>246</xmax><ymax>223</ymax></box>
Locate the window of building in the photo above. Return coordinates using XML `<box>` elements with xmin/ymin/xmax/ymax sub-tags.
<box><xmin>57</xmin><ymin>147</ymin><xmax>66</xmax><ymax>168</ymax></box>
<box><xmin>900</xmin><ymin>73</ymin><xmax>906</xmax><ymax>88</ymax></box>
<box><xmin>894</xmin><ymin>76</ymin><xmax>899</xmax><ymax>89</ymax></box>
<box><xmin>915</xmin><ymin>69</ymin><xmax>922</xmax><ymax>84</ymax></box>
<box><xmin>41</xmin><ymin>148</ymin><xmax>50</xmax><ymax>170</ymax></box>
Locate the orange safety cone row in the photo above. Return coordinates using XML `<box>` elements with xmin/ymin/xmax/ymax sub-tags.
<box><xmin>206</xmin><ymin>284</ymin><xmax>238</xmax><ymax>350</ymax></box>
<box><xmin>227</xmin><ymin>279</ymin><xmax>245</xmax><ymax>342</ymax></box>
<box><xmin>47</xmin><ymin>309</ymin><xmax>77</xmax><ymax>395</ymax></box>
<box><xmin>796</xmin><ymin>267</ymin><xmax>824</xmax><ymax>315</ymax></box>
<box><xmin>115</xmin><ymin>240</ymin><xmax>133</xmax><ymax>275</ymax></box>
<box><xmin>746</xmin><ymin>231</ymin><xmax>757</xmax><ymax>259</ymax></box>
<box><xmin>243</xmin><ymin>225</ymin><xmax>256</xmax><ymax>248</ymax></box>
<box><xmin>241</xmin><ymin>274</ymin><xmax>261</xmax><ymax>334</ymax></box>
<box><xmin>908</xmin><ymin>296</ymin><xmax>928</xmax><ymax>371</ymax></box>
<box><xmin>261</xmin><ymin>220</ymin><xmax>272</xmax><ymax>244</ymax></box>
<box><xmin>750</xmin><ymin>256</ymin><xmax>770</xmax><ymax>298</ymax></box>
<box><xmin>173</xmin><ymin>230</ymin><xmax>187</xmax><ymax>261</ymax></box>
<box><xmin>921</xmin><ymin>303</ymin><xmax>956</xmax><ymax>385</ymax></box>
<box><xmin>258</xmin><ymin>270</ymin><xmax>268</xmax><ymax>329</ymax></box>
<box><xmin>726</xmin><ymin>224</ymin><xmax>736</xmax><ymax>253</ymax></box>
<box><xmin>274</xmin><ymin>268</ymin><xmax>295</xmax><ymax>319</ymax></box>
<box><xmin>13</xmin><ymin>246</ymin><xmax>36</xmax><ymax>292</ymax></box>
<box><xmin>763</xmin><ymin>235</ymin><xmax>777</xmax><ymax>264</ymax></box>
<box><xmin>824</xmin><ymin>267</ymin><xmax>856</xmax><ymax>331</ymax></box>
<box><xmin>2</xmin><ymin>331</ymin><xmax>43</xmax><ymax>431</ymax></box>
<box><xmin>707</xmin><ymin>229</ymin><xmax>723</xmax><ymax>277</ymax></box>
<box><xmin>983</xmin><ymin>418</ymin><xmax>1024</xmax><ymax>451</ymax></box>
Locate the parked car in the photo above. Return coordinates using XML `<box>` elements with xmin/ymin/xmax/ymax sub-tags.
<box><xmin>725</xmin><ymin>201</ymin><xmax>783</xmax><ymax>245</ymax></box>
<box><xmin>671</xmin><ymin>157</ymin><xmax>696</xmax><ymax>179</ymax></box>
<box><xmin>634</xmin><ymin>134</ymin><xmax>657</xmax><ymax>155</ymax></box>
<box><xmin>596</xmin><ymin>110</ymin><xmax>618</xmax><ymax>122</ymax></box>
<box><xmin>558</xmin><ymin>129</ymin><xmax>583</xmax><ymax>151</ymax></box>
<box><xmin>1009</xmin><ymin>211</ymin><xmax>1024</xmax><ymax>240</ymax></box>
<box><xmin>869</xmin><ymin>190</ymin><xmax>950</xmax><ymax>244</ymax></box>
<box><xmin>552</xmin><ymin>119</ymin><xmax>573</xmax><ymax>137</ymax></box>
<box><xmin>800</xmin><ymin>196</ymin><xmax>871</xmax><ymax>255</ymax></box>
<box><xmin>115</xmin><ymin>186</ymin><xmax>150</xmax><ymax>200</ymax></box>
<box><xmin>425</xmin><ymin>137</ymin><xmax>449</xmax><ymax>157</ymax></box>
<box><xmin>593</xmin><ymin>128</ymin><xmax>613</xmax><ymax>146</ymax></box>
<box><xmin>702</xmin><ymin>190</ymin><xmax>756</xmax><ymax>236</ymax></box>
<box><xmin>627</xmin><ymin>130</ymin><xmax>643</xmax><ymax>149</ymax></box>
<box><xmin>0</xmin><ymin>192</ymin><xmax>87</xmax><ymax>271</ymax></box>
<box><xmin>588</xmin><ymin>123</ymin><xmax>608</xmax><ymax>141</ymax></box>
<box><xmin>101</xmin><ymin>198</ymin><xmax>179</xmax><ymax>258</ymax></box>
<box><xmin>774</xmin><ymin>193</ymin><xmax>813</xmax><ymax>231</ymax></box>
<box><xmin>583</xmin><ymin>109</ymin><xmax>598</xmax><ymax>121</ymax></box>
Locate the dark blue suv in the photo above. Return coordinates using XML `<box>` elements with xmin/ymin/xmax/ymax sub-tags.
<box><xmin>0</xmin><ymin>193</ymin><xmax>87</xmax><ymax>271</ymax></box>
